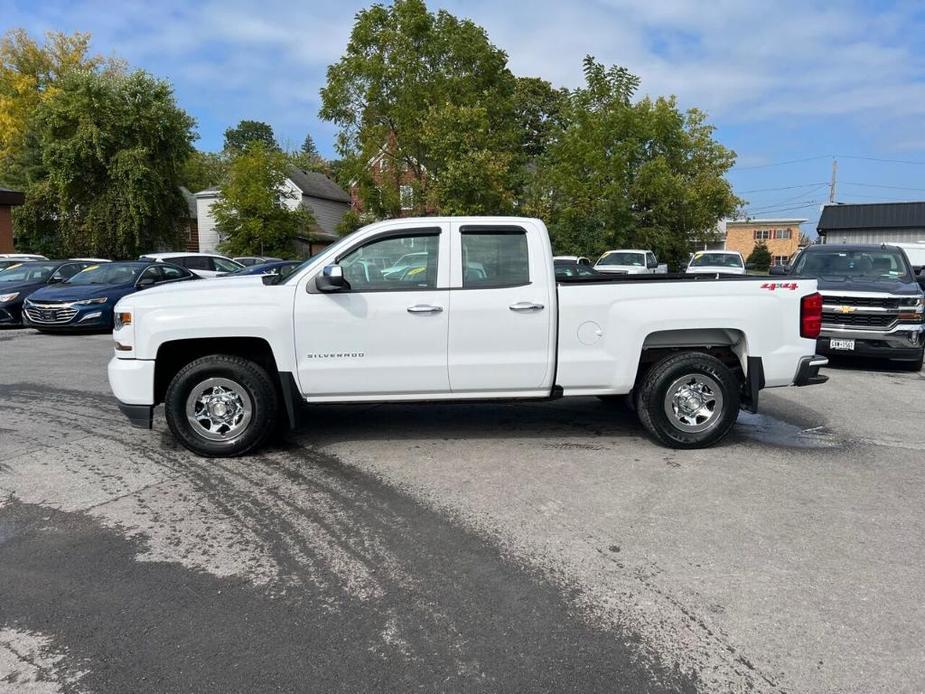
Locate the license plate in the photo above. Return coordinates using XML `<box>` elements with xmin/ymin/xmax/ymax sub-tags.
<box><xmin>830</xmin><ymin>338</ymin><xmax>855</xmax><ymax>351</ymax></box>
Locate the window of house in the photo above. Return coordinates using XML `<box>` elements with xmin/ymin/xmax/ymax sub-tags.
<box><xmin>461</xmin><ymin>229</ymin><xmax>529</xmax><ymax>288</ymax></box>
<box><xmin>338</xmin><ymin>231</ymin><xmax>439</xmax><ymax>291</ymax></box>
<box><xmin>772</xmin><ymin>255</ymin><xmax>789</xmax><ymax>266</ymax></box>
<box><xmin>399</xmin><ymin>185</ymin><xmax>413</xmax><ymax>210</ymax></box>
<box><xmin>774</xmin><ymin>228</ymin><xmax>792</xmax><ymax>239</ymax></box>
<box><xmin>754</xmin><ymin>229</ymin><xmax>771</xmax><ymax>240</ymax></box>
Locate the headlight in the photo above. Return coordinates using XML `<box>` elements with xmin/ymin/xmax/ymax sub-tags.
<box><xmin>74</xmin><ymin>297</ymin><xmax>108</xmax><ymax>306</ymax></box>
<box><xmin>114</xmin><ymin>311</ymin><xmax>132</xmax><ymax>330</ymax></box>
<box><xmin>0</xmin><ymin>292</ymin><xmax>19</xmax><ymax>302</ymax></box>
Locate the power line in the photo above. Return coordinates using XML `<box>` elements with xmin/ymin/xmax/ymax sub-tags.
<box><xmin>841</xmin><ymin>181</ymin><xmax>925</xmax><ymax>192</ymax></box>
<box><xmin>837</xmin><ymin>155</ymin><xmax>925</xmax><ymax>166</ymax></box>
<box><xmin>745</xmin><ymin>200</ymin><xmax>822</xmax><ymax>214</ymax></box>
<box><xmin>733</xmin><ymin>155</ymin><xmax>832</xmax><ymax>171</ymax></box>
<box><xmin>737</xmin><ymin>182</ymin><xmax>827</xmax><ymax>193</ymax></box>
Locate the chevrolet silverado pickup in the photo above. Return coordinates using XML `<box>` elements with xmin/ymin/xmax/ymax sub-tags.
<box><xmin>785</xmin><ymin>243</ymin><xmax>925</xmax><ymax>369</ymax></box>
<box><xmin>108</xmin><ymin>217</ymin><xmax>828</xmax><ymax>457</ymax></box>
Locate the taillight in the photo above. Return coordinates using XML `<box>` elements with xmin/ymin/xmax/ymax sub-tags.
<box><xmin>801</xmin><ymin>292</ymin><xmax>823</xmax><ymax>339</ymax></box>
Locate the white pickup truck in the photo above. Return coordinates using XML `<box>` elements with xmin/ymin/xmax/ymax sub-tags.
<box><xmin>108</xmin><ymin>217</ymin><xmax>828</xmax><ymax>457</ymax></box>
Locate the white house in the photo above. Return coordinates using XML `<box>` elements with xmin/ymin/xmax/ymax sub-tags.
<box><xmin>195</xmin><ymin>168</ymin><xmax>351</xmax><ymax>255</ymax></box>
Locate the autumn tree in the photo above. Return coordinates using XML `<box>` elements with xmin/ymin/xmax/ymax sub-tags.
<box><xmin>212</xmin><ymin>142</ymin><xmax>313</xmax><ymax>258</ymax></box>
<box><xmin>14</xmin><ymin>68</ymin><xmax>195</xmax><ymax>258</ymax></box>
<box><xmin>531</xmin><ymin>57</ymin><xmax>740</xmax><ymax>270</ymax></box>
<box><xmin>0</xmin><ymin>28</ymin><xmax>122</xmax><ymax>186</ymax></box>
<box><xmin>319</xmin><ymin>0</ymin><xmax>523</xmax><ymax>217</ymax></box>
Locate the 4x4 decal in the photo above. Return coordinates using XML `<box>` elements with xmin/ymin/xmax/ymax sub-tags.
<box><xmin>760</xmin><ymin>282</ymin><xmax>799</xmax><ymax>291</ymax></box>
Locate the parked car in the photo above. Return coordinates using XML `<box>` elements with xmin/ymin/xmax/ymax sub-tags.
<box><xmin>69</xmin><ymin>257</ymin><xmax>112</xmax><ymax>263</ymax></box>
<box><xmin>594</xmin><ymin>250</ymin><xmax>663</xmax><ymax>274</ymax></box>
<box><xmin>227</xmin><ymin>260</ymin><xmax>303</xmax><ymax>279</ymax></box>
<box><xmin>0</xmin><ymin>253</ymin><xmax>47</xmax><ymax>261</ymax></box>
<box><xmin>23</xmin><ymin>261</ymin><xmax>197</xmax><ymax>332</ymax></box>
<box><xmin>553</xmin><ymin>255</ymin><xmax>592</xmax><ymax>266</ymax></box>
<box><xmin>139</xmin><ymin>252</ymin><xmax>244</xmax><ymax>278</ymax></box>
<box><xmin>686</xmin><ymin>251</ymin><xmax>747</xmax><ymax>276</ymax></box>
<box><xmin>778</xmin><ymin>244</ymin><xmax>924</xmax><ymax>369</ymax></box>
<box><xmin>108</xmin><ymin>216</ymin><xmax>827</xmax><ymax>457</ymax></box>
<box><xmin>0</xmin><ymin>260</ymin><xmax>97</xmax><ymax>326</ymax></box>
<box><xmin>233</xmin><ymin>256</ymin><xmax>284</xmax><ymax>267</ymax></box>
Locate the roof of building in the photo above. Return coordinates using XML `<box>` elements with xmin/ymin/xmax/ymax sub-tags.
<box><xmin>286</xmin><ymin>168</ymin><xmax>351</xmax><ymax>203</ymax></box>
<box><xmin>726</xmin><ymin>218</ymin><xmax>807</xmax><ymax>225</ymax></box>
<box><xmin>0</xmin><ymin>187</ymin><xmax>25</xmax><ymax>206</ymax></box>
<box><xmin>817</xmin><ymin>201</ymin><xmax>925</xmax><ymax>232</ymax></box>
<box><xmin>193</xmin><ymin>170</ymin><xmax>350</xmax><ymax>205</ymax></box>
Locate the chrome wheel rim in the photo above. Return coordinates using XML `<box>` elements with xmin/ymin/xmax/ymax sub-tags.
<box><xmin>663</xmin><ymin>373</ymin><xmax>724</xmax><ymax>433</ymax></box>
<box><xmin>185</xmin><ymin>377</ymin><xmax>253</xmax><ymax>442</ymax></box>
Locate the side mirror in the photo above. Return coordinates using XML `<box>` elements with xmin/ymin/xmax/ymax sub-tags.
<box><xmin>315</xmin><ymin>264</ymin><xmax>349</xmax><ymax>292</ymax></box>
<box><xmin>137</xmin><ymin>277</ymin><xmax>156</xmax><ymax>288</ymax></box>
<box><xmin>48</xmin><ymin>275</ymin><xmax>64</xmax><ymax>284</ymax></box>
<box><xmin>768</xmin><ymin>265</ymin><xmax>789</xmax><ymax>276</ymax></box>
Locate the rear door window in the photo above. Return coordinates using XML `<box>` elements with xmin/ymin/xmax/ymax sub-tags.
<box><xmin>178</xmin><ymin>256</ymin><xmax>211</xmax><ymax>271</ymax></box>
<box><xmin>460</xmin><ymin>229</ymin><xmax>529</xmax><ymax>288</ymax></box>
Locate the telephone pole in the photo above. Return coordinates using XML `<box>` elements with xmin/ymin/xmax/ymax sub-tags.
<box><xmin>828</xmin><ymin>158</ymin><xmax>837</xmax><ymax>203</ymax></box>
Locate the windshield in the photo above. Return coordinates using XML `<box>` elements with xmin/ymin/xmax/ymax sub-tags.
<box><xmin>597</xmin><ymin>252</ymin><xmax>644</xmax><ymax>267</ymax></box>
<box><xmin>65</xmin><ymin>263</ymin><xmax>144</xmax><ymax>286</ymax></box>
<box><xmin>689</xmin><ymin>253</ymin><xmax>743</xmax><ymax>268</ymax></box>
<box><xmin>0</xmin><ymin>262</ymin><xmax>58</xmax><ymax>283</ymax></box>
<box><xmin>793</xmin><ymin>248</ymin><xmax>912</xmax><ymax>280</ymax></box>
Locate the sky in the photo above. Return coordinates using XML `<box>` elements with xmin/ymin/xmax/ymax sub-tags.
<box><xmin>5</xmin><ymin>0</ymin><xmax>925</xmax><ymax>236</ymax></box>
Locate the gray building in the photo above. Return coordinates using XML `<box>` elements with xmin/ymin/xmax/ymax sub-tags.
<box><xmin>195</xmin><ymin>168</ymin><xmax>350</xmax><ymax>256</ymax></box>
<box><xmin>818</xmin><ymin>201</ymin><xmax>925</xmax><ymax>245</ymax></box>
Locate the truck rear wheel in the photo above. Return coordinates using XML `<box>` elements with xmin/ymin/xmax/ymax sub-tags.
<box><xmin>636</xmin><ymin>352</ymin><xmax>740</xmax><ymax>449</ymax></box>
<box><xmin>165</xmin><ymin>355</ymin><xmax>278</xmax><ymax>457</ymax></box>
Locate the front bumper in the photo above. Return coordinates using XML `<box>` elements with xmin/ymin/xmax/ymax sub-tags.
<box><xmin>794</xmin><ymin>355</ymin><xmax>829</xmax><ymax>386</ymax></box>
<box><xmin>0</xmin><ymin>304</ymin><xmax>23</xmax><ymax>325</ymax></box>
<box><xmin>22</xmin><ymin>303</ymin><xmax>114</xmax><ymax>330</ymax></box>
<box><xmin>817</xmin><ymin>323</ymin><xmax>924</xmax><ymax>361</ymax></box>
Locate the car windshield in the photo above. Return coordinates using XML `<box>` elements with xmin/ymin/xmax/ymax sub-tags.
<box><xmin>793</xmin><ymin>248</ymin><xmax>912</xmax><ymax>280</ymax></box>
<box><xmin>65</xmin><ymin>263</ymin><xmax>144</xmax><ymax>285</ymax></box>
<box><xmin>690</xmin><ymin>253</ymin><xmax>743</xmax><ymax>268</ymax></box>
<box><xmin>598</xmin><ymin>252</ymin><xmax>644</xmax><ymax>266</ymax></box>
<box><xmin>0</xmin><ymin>262</ymin><xmax>58</xmax><ymax>283</ymax></box>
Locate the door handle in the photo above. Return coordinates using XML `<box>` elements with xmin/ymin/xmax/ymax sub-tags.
<box><xmin>407</xmin><ymin>304</ymin><xmax>443</xmax><ymax>313</ymax></box>
<box><xmin>509</xmin><ymin>302</ymin><xmax>545</xmax><ymax>312</ymax></box>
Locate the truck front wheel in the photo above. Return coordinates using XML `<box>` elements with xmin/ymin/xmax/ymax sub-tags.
<box><xmin>164</xmin><ymin>355</ymin><xmax>279</xmax><ymax>457</ymax></box>
<box><xmin>636</xmin><ymin>352</ymin><xmax>740</xmax><ymax>449</ymax></box>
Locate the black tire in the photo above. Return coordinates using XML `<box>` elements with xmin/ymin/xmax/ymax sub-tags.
<box><xmin>636</xmin><ymin>352</ymin><xmax>740</xmax><ymax>449</ymax></box>
<box><xmin>165</xmin><ymin>354</ymin><xmax>279</xmax><ymax>457</ymax></box>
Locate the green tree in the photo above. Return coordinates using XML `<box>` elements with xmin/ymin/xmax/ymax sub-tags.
<box><xmin>531</xmin><ymin>57</ymin><xmax>740</xmax><ymax>270</ymax></box>
<box><xmin>513</xmin><ymin>76</ymin><xmax>568</xmax><ymax>158</ymax></box>
<box><xmin>179</xmin><ymin>149</ymin><xmax>227</xmax><ymax>193</ymax></box>
<box><xmin>747</xmin><ymin>241</ymin><xmax>772</xmax><ymax>272</ymax></box>
<box><xmin>319</xmin><ymin>0</ymin><xmax>522</xmax><ymax>217</ymax></box>
<box><xmin>223</xmin><ymin>119</ymin><xmax>279</xmax><ymax>153</ymax></box>
<box><xmin>212</xmin><ymin>142</ymin><xmax>313</xmax><ymax>258</ymax></box>
<box><xmin>301</xmin><ymin>133</ymin><xmax>319</xmax><ymax>159</ymax></box>
<box><xmin>0</xmin><ymin>28</ymin><xmax>123</xmax><ymax>186</ymax></box>
<box><xmin>14</xmin><ymin>68</ymin><xmax>195</xmax><ymax>258</ymax></box>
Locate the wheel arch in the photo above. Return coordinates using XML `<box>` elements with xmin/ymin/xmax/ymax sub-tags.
<box><xmin>636</xmin><ymin>328</ymin><xmax>749</xmax><ymax>386</ymax></box>
<box><xmin>153</xmin><ymin>337</ymin><xmax>297</xmax><ymax>427</ymax></box>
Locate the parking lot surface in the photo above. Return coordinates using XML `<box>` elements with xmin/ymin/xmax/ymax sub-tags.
<box><xmin>1</xmin><ymin>329</ymin><xmax>924</xmax><ymax>693</ymax></box>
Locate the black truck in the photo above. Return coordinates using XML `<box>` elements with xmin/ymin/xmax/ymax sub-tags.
<box><xmin>776</xmin><ymin>244</ymin><xmax>925</xmax><ymax>369</ymax></box>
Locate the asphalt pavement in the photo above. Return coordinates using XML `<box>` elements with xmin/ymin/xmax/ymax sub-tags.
<box><xmin>1</xmin><ymin>329</ymin><xmax>923</xmax><ymax>693</ymax></box>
